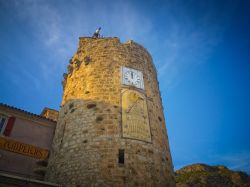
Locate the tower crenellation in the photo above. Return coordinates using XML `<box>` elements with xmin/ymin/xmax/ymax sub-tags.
<box><xmin>46</xmin><ymin>37</ymin><xmax>175</xmax><ymax>187</ymax></box>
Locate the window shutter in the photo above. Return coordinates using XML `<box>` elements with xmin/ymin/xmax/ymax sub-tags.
<box><xmin>4</xmin><ymin>116</ymin><xmax>16</xmax><ymax>136</ymax></box>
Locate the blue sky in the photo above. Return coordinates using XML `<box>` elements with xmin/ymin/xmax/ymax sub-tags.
<box><xmin>0</xmin><ymin>0</ymin><xmax>250</xmax><ymax>173</ymax></box>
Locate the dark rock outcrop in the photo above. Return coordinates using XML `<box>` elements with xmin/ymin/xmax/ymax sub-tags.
<box><xmin>175</xmin><ymin>163</ymin><xmax>250</xmax><ymax>187</ymax></box>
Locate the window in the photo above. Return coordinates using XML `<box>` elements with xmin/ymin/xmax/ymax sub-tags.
<box><xmin>118</xmin><ymin>149</ymin><xmax>125</xmax><ymax>164</ymax></box>
<box><xmin>0</xmin><ymin>115</ymin><xmax>7</xmax><ymax>134</ymax></box>
<box><xmin>0</xmin><ymin>115</ymin><xmax>16</xmax><ymax>136</ymax></box>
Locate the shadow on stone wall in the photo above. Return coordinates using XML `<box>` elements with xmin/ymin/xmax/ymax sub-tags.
<box><xmin>45</xmin><ymin>98</ymin><xmax>175</xmax><ymax>187</ymax></box>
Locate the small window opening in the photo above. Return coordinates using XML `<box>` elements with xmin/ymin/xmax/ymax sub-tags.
<box><xmin>118</xmin><ymin>149</ymin><xmax>125</xmax><ymax>164</ymax></box>
<box><xmin>158</xmin><ymin>116</ymin><xmax>162</xmax><ymax>122</ymax></box>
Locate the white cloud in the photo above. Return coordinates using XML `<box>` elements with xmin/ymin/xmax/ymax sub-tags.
<box><xmin>155</xmin><ymin>20</ymin><xmax>222</xmax><ymax>90</ymax></box>
<box><xmin>5</xmin><ymin>0</ymin><xmax>154</xmax><ymax>83</ymax></box>
<box><xmin>12</xmin><ymin>0</ymin><xmax>61</xmax><ymax>47</ymax></box>
<box><xmin>150</xmin><ymin>1</ymin><xmax>238</xmax><ymax>90</ymax></box>
<box><xmin>2</xmin><ymin>0</ymin><xmax>237</xmax><ymax>90</ymax></box>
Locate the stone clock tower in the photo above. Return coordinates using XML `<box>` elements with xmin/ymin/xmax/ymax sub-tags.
<box><xmin>46</xmin><ymin>37</ymin><xmax>175</xmax><ymax>187</ymax></box>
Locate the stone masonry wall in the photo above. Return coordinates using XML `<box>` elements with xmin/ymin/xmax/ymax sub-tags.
<box><xmin>45</xmin><ymin>37</ymin><xmax>175</xmax><ymax>187</ymax></box>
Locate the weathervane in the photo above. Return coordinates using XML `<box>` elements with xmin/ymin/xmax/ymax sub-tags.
<box><xmin>92</xmin><ymin>27</ymin><xmax>101</xmax><ymax>38</ymax></box>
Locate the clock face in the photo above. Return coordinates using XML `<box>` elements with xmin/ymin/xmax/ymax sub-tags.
<box><xmin>124</xmin><ymin>71</ymin><xmax>141</xmax><ymax>87</ymax></box>
<box><xmin>122</xmin><ymin>67</ymin><xmax>144</xmax><ymax>89</ymax></box>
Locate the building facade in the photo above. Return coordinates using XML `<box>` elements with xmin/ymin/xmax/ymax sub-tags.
<box><xmin>46</xmin><ymin>37</ymin><xmax>175</xmax><ymax>187</ymax></box>
<box><xmin>0</xmin><ymin>103</ymin><xmax>58</xmax><ymax>181</ymax></box>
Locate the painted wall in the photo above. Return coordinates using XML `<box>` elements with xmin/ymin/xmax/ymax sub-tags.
<box><xmin>0</xmin><ymin>108</ymin><xmax>56</xmax><ymax>179</ymax></box>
